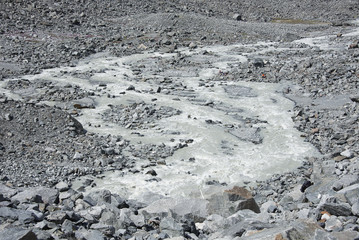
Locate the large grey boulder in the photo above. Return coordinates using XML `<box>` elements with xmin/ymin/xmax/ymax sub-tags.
<box><xmin>332</xmin><ymin>174</ymin><xmax>359</xmax><ymax>191</ymax></box>
<box><xmin>207</xmin><ymin>186</ymin><xmax>260</xmax><ymax>217</ymax></box>
<box><xmin>0</xmin><ymin>207</ymin><xmax>35</xmax><ymax>224</ymax></box>
<box><xmin>83</xmin><ymin>190</ymin><xmax>112</xmax><ymax>206</ymax></box>
<box><xmin>11</xmin><ymin>187</ymin><xmax>59</xmax><ymax>204</ymax></box>
<box><xmin>0</xmin><ymin>184</ymin><xmax>17</xmax><ymax>199</ymax></box>
<box><xmin>238</xmin><ymin>220</ymin><xmax>324</xmax><ymax>240</ymax></box>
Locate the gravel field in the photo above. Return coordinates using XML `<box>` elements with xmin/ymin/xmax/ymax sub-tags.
<box><xmin>1</xmin><ymin>1</ymin><xmax>359</xmax><ymax>239</ymax></box>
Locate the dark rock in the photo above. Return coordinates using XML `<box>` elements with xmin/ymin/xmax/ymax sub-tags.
<box><xmin>300</xmin><ymin>180</ymin><xmax>313</xmax><ymax>192</ymax></box>
<box><xmin>236</xmin><ymin>198</ymin><xmax>260</xmax><ymax>213</ymax></box>
<box><xmin>146</xmin><ymin>170</ymin><xmax>157</xmax><ymax>176</ymax></box>
<box><xmin>127</xmin><ymin>85</ymin><xmax>135</xmax><ymax>91</ymax></box>
<box><xmin>253</xmin><ymin>58</ymin><xmax>265</xmax><ymax>68</ymax></box>
<box><xmin>233</xmin><ymin>14</ymin><xmax>242</xmax><ymax>21</ymax></box>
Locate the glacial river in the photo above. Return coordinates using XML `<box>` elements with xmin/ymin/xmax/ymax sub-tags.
<box><xmin>1</xmin><ymin>40</ymin><xmax>322</xmax><ymax>203</ymax></box>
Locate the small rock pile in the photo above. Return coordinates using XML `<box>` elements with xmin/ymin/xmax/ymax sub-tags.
<box><xmin>103</xmin><ymin>102</ymin><xmax>181</xmax><ymax>129</ymax></box>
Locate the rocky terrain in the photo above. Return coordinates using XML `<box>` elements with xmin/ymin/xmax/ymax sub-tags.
<box><xmin>1</xmin><ymin>0</ymin><xmax>359</xmax><ymax>239</ymax></box>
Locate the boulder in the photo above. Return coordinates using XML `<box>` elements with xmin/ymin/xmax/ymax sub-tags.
<box><xmin>236</xmin><ymin>198</ymin><xmax>260</xmax><ymax>214</ymax></box>
<box><xmin>319</xmin><ymin>202</ymin><xmax>352</xmax><ymax>216</ymax></box>
<box><xmin>236</xmin><ymin>220</ymin><xmax>323</xmax><ymax>240</ymax></box>
<box><xmin>0</xmin><ymin>184</ymin><xmax>17</xmax><ymax>199</ymax></box>
<box><xmin>84</xmin><ymin>190</ymin><xmax>112</xmax><ymax>206</ymax></box>
<box><xmin>0</xmin><ymin>228</ymin><xmax>37</xmax><ymax>240</ymax></box>
<box><xmin>324</xmin><ymin>216</ymin><xmax>344</xmax><ymax>232</ymax></box>
<box><xmin>351</xmin><ymin>201</ymin><xmax>359</xmax><ymax>216</ymax></box>
<box><xmin>140</xmin><ymin>198</ymin><xmax>208</xmax><ymax>221</ymax></box>
<box><xmin>160</xmin><ymin>217</ymin><xmax>183</xmax><ymax>238</ymax></box>
<box><xmin>55</xmin><ymin>181</ymin><xmax>70</xmax><ymax>192</ymax></box>
<box><xmin>75</xmin><ymin>228</ymin><xmax>106</xmax><ymax>240</ymax></box>
<box><xmin>332</xmin><ymin>174</ymin><xmax>359</xmax><ymax>191</ymax></box>
<box><xmin>46</xmin><ymin>210</ymin><xmax>68</xmax><ymax>224</ymax></box>
<box><xmin>338</xmin><ymin>183</ymin><xmax>359</xmax><ymax>205</ymax></box>
<box><xmin>90</xmin><ymin>223</ymin><xmax>115</xmax><ymax>236</ymax></box>
<box><xmin>11</xmin><ymin>187</ymin><xmax>59</xmax><ymax>204</ymax></box>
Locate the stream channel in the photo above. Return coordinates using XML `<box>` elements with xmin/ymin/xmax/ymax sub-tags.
<box><xmin>1</xmin><ymin>40</ymin><xmax>323</xmax><ymax>204</ymax></box>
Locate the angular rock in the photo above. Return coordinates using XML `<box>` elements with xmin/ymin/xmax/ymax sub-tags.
<box><xmin>224</xmin><ymin>186</ymin><xmax>252</xmax><ymax>201</ymax></box>
<box><xmin>338</xmin><ymin>183</ymin><xmax>359</xmax><ymax>205</ymax></box>
<box><xmin>90</xmin><ymin>223</ymin><xmax>115</xmax><ymax>236</ymax></box>
<box><xmin>84</xmin><ymin>190</ymin><xmax>112</xmax><ymax>206</ymax></box>
<box><xmin>260</xmin><ymin>201</ymin><xmax>278</xmax><ymax>213</ymax></box>
<box><xmin>46</xmin><ymin>210</ymin><xmax>68</xmax><ymax>224</ymax></box>
<box><xmin>351</xmin><ymin>201</ymin><xmax>359</xmax><ymax>216</ymax></box>
<box><xmin>160</xmin><ymin>217</ymin><xmax>183</xmax><ymax>238</ymax></box>
<box><xmin>319</xmin><ymin>202</ymin><xmax>352</xmax><ymax>216</ymax></box>
<box><xmin>75</xmin><ymin>228</ymin><xmax>105</xmax><ymax>240</ymax></box>
<box><xmin>0</xmin><ymin>227</ymin><xmax>37</xmax><ymax>240</ymax></box>
<box><xmin>55</xmin><ymin>181</ymin><xmax>70</xmax><ymax>192</ymax></box>
<box><xmin>324</xmin><ymin>216</ymin><xmax>344</xmax><ymax>232</ymax></box>
<box><xmin>11</xmin><ymin>187</ymin><xmax>59</xmax><ymax>204</ymax></box>
<box><xmin>0</xmin><ymin>184</ymin><xmax>17</xmax><ymax>198</ymax></box>
<box><xmin>0</xmin><ymin>207</ymin><xmax>19</xmax><ymax>220</ymax></box>
<box><xmin>140</xmin><ymin>198</ymin><xmax>208</xmax><ymax>221</ymax></box>
<box><xmin>62</xmin><ymin>219</ymin><xmax>76</xmax><ymax>235</ymax></box>
<box><xmin>236</xmin><ymin>198</ymin><xmax>260</xmax><ymax>214</ymax></box>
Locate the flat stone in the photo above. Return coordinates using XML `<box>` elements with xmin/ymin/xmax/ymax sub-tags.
<box><xmin>351</xmin><ymin>201</ymin><xmax>359</xmax><ymax>216</ymax></box>
<box><xmin>160</xmin><ymin>217</ymin><xmax>183</xmax><ymax>238</ymax></box>
<box><xmin>46</xmin><ymin>210</ymin><xmax>68</xmax><ymax>223</ymax></box>
<box><xmin>73</xmin><ymin>152</ymin><xmax>84</xmax><ymax>160</ymax></box>
<box><xmin>11</xmin><ymin>187</ymin><xmax>59</xmax><ymax>204</ymax></box>
<box><xmin>140</xmin><ymin>198</ymin><xmax>208</xmax><ymax>222</ymax></box>
<box><xmin>325</xmin><ymin>216</ymin><xmax>344</xmax><ymax>232</ymax></box>
<box><xmin>0</xmin><ymin>184</ymin><xmax>17</xmax><ymax>198</ymax></box>
<box><xmin>319</xmin><ymin>202</ymin><xmax>352</xmax><ymax>216</ymax></box>
<box><xmin>75</xmin><ymin>229</ymin><xmax>105</xmax><ymax>240</ymax></box>
<box><xmin>55</xmin><ymin>181</ymin><xmax>70</xmax><ymax>192</ymax></box>
<box><xmin>296</xmin><ymin>208</ymin><xmax>311</xmax><ymax>219</ymax></box>
<box><xmin>90</xmin><ymin>223</ymin><xmax>115</xmax><ymax>236</ymax></box>
<box><xmin>338</xmin><ymin>183</ymin><xmax>359</xmax><ymax>205</ymax></box>
<box><xmin>84</xmin><ymin>190</ymin><xmax>112</xmax><ymax>206</ymax></box>
<box><xmin>0</xmin><ymin>207</ymin><xmax>19</xmax><ymax>220</ymax></box>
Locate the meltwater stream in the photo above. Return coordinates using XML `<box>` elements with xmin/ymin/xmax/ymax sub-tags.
<box><xmin>2</xmin><ymin>42</ymin><xmax>320</xmax><ymax>202</ymax></box>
